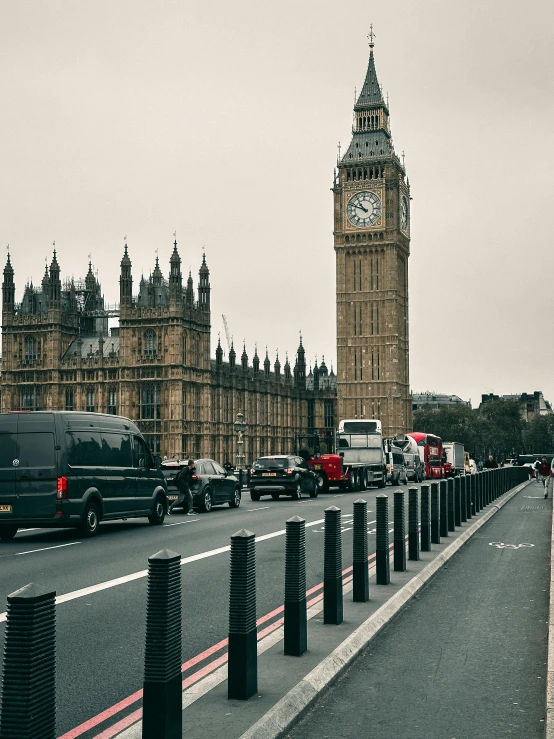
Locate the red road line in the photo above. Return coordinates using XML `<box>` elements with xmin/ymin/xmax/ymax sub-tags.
<box><xmin>61</xmin><ymin>545</ymin><xmax>390</xmax><ymax>739</ymax></box>
<box><xmin>90</xmin><ymin>709</ymin><xmax>142</xmax><ymax>739</ymax></box>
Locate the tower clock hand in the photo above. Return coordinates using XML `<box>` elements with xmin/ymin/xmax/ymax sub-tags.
<box><xmin>357</xmin><ymin>202</ymin><xmax>368</xmax><ymax>213</ymax></box>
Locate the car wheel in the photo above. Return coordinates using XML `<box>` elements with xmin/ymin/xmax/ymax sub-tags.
<box><xmin>377</xmin><ymin>477</ymin><xmax>386</xmax><ymax>489</ymax></box>
<box><xmin>0</xmin><ymin>525</ymin><xmax>18</xmax><ymax>541</ymax></box>
<box><xmin>309</xmin><ymin>479</ymin><xmax>319</xmax><ymax>498</ymax></box>
<box><xmin>315</xmin><ymin>473</ymin><xmax>329</xmax><ymax>494</ymax></box>
<box><xmin>229</xmin><ymin>488</ymin><xmax>241</xmax><ymax>508</ymax></box>
<box><xmin>79</xmin><ymin>501</ymin><xmax>100</xmax><ymax>538</ymax></box>
<box><xmin>148</xmin><ymin>494</ymin><xmax>166</xmax><ymax>525</ymax></box>
<box><xmin>250</xmin><ymin>490</ymin><xmax>260</xmax><ymax>502</ymax></box>
<box><xmin>200</xmin><ymin>488</ymin><xmax>213</xmax><ymax>513</ymax></box>
<box><xmin>291</xmin><ymin>480</ymin><xmax>302</xmax><ymax>500</ymax></box>
<box><xmin>271</xmin><ymin>493</ymin><xmax>280</xmax><ymax>500</ymax></box>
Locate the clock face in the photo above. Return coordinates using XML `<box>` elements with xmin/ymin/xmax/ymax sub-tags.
<box><xmin>401</xmin><ymin>195</ymin><xmax>409</xmax><ymax>231</ymax></box>
<box><xmin>347</xmin><ymin>191</ymin><xmax>382</xmax><ymax>227</ymax></box>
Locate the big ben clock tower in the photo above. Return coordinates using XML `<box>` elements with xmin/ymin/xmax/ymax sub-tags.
<box><xmin>333</xmin><ymin>30</ymin><xmax>412</xmax><ymax>436</ymax></box>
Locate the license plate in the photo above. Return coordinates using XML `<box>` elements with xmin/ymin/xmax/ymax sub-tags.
<box><xmin>262</xmin><ymin>473</ymin><xmax>277</xmax><ymax>477</ymax></box>
<box><xmin>314</xmin><ymin>464</ymin><xmax>322</xmax><ymax>470</ymax></box>
<box><xmin>167</xmin><ymin>495</ymin><xmax>178</xmax><ymax>501</ymax></box>
<box><xmin>0</xmin><ymin>505</ymin><xmax>12</xmax><ymax>513</ymax></box>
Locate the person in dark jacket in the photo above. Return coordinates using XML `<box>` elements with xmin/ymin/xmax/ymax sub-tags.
<box><xmin>538</xmin><ymin>456</ymin><xmax>551</xmax><ymax>498</ymax></box>
<box><xmin>484</xmin><ymin>455</ymin><xmax>498</xmax><ymax>469</ymax></box>
<box><xmin>168</xmin><ymin>459</ymin><xmax>197</xmax><ymax>515</ymax></box>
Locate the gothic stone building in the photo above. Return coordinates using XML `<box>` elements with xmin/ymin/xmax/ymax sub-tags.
<box><xmin>334</xmin><ymin>37</ymin><xmax>412</xmax><ymax>436</ymax></box>
<box><xmin>0</xmin><ymin>243</ymin><xmax>336</xmax><ymax>462</ymax></box>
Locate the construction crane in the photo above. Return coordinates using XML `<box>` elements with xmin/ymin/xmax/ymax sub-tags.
<box><xmin>222</xmin><ymin>315</ymin><xmax>232</xmax><ymax>353</ymax></box>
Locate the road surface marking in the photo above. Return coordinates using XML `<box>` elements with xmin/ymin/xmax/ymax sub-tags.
<box><xmin>489</xmin><ymin>542</ymin><xmax>534</xmax><ymax>549</ymax></box>
<box><xmin>0</xmin><ymin>516</ymin><xmax>326</xmax><ymax>624</ymax></box>
<box><xmin>15</xmin><ymin>542</ymin><xmax>81</xmax><ymax>556</ymax></box>
<box><xmin>247</xmin><ymin>506</ymin><xmax>271</xmax><ymax>512</ymax></box>
<box><xmin>163</xmin><ymin>519</ymin><xmax>201</xmax><ymax>527</ymax></box>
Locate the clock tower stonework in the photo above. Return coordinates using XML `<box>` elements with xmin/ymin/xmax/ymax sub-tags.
<box><xmin>333</xmin><ymin>37</ymin><xmax>412</xmax><ymax>436</ymax></box>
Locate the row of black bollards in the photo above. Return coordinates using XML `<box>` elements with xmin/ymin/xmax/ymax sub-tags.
<box><xmin>0</xmin><ymin>467</ymin><xmax>529</xmax><ymax>737</ymax></box>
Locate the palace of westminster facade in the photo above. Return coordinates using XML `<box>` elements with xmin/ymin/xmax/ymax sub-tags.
<box><xmin>0</xmin><ymin>38</ymin><xmax>412</xmax><ymax>458</ymax></box>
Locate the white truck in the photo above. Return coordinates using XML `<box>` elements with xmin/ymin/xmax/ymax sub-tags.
<box><xmin>332</xmin><ymin>419</ymin><xmax>387</xmax><ymax>491</ymax></box>
<box><xmin>443</xmin><ymin>441</ymin><xmax>465</xmax><ymax>477</ymax></box>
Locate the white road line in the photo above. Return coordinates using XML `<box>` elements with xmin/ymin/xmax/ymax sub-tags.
<box><xmin>247</xmin><ymin>506</ymin><xmax>271</xmax><ymax>512</ymax></box>
<box><xmin>163</xmin><ymin>519</ymin><xmax>201</xmax><ymax>527</ymax></box>
<box><xmin>0</xmin><ymin>517</ymin><xmax>326</xmax><ymax>624</ymax></box>
<box><xmin>15</xmin><ymin>542</ymin><xmax>81</xmax><ymax>556</ymax></box>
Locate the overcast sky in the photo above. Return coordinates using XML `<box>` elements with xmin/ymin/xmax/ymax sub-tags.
<box><xmin>1</xmin><ymin>0</ymin><xmax>553</xmax><ymax>408</ymax></box>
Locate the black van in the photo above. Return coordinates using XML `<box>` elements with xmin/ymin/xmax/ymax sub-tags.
<box><xmin>0</xmin><ymin>411</ymin><xmax>168</xmax><ymax>540</ymax></box>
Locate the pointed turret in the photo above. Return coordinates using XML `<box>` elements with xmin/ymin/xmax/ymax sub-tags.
<box><xmin>2</xmin><ymin>252</ymin><xmax>15</xmax><ymax>313</ymax></box>
<box><xmin>49</xmin><ymin>250</ymin><xmax>61</xmax><ymax>306</ymax></box>
<box><xmin>216</xmin><ymin>336</ymin><xmax>223</xmax><ymax>366</ymax></box>
<box><xmin>241</xmin><ymin>343</ymin><xmax>248</xmax><ymax>371</ymax></box>
<box><xmin>294</xmin><ymin>333</ymin><xmax>306</xmax><ymax>390</ymax></box>
<box><xmin>253</xmin><ymin>345</ymin><xmax>260</xmax><ymax>373</ymax></box>
<box><xmin>284</xmin><ymin>353</ymin><xmax>291</xmax><ymax>381</ymax></box>
<box><xmin>320</xmin><ymin>355</ymin><xmax>329</xmax><ymax>376</ymax></box>
<box><xmin>169</xmin><ymin>240</ymin><xmax>182</xmax><ymax>301</ymax></box>
<box><xmin>264</xmin><ymin>348</ymin><xmax>271</xmax><ymax>376</ymax></box>
<box><xmin>274</xmin><ymin>351</ymin><xmax>281</xmax><ymax>377</ymax></box>
<box><xmin>85</xmin><ymin>260</ymin><xmax>96</xmax><ymax>292</ymax></box>
<box><xmin>198</xmin><ymin>252</ymin><xmax>210</xmax><ymax>310</ymax></box>
<box><xmin>41</xmin><ymin>263</ymin><xmax>49</xmax><ymax>292</ymax></box>
<box><xmin>185</xmin><ymin>270</ymin><xmax>194</xmax><ymax>307</ymax></box>
<box><xmin>120</xmin><ymin>243</ymin><xmax>133</xmax><ymax>307</ymax></box>
<box><xmin>152</xmin><ymin>256</ymin><xmax>163</xmax><ymax>288</ymax></box>
<box><xmin>313</xmin><ymin>357</ymin><xmax>320</xmax><ymax>391</ymax></box>
<box><xmin>229</xmin><ymin>340</ymin><xmax>236</xmax><ymax>369</ymax></box>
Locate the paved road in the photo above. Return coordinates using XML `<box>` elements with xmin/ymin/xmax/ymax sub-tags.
<box><xmin>287</xmin><ymin>485</ymin><xmax>551</xmax><ymax>739</ymax></box>
<box><xmin>0</xmin><ymin>482</ymin><xmax>410</xmax><ymax>737</ymax></box>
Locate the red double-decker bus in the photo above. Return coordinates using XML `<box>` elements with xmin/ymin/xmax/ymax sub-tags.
<box><xmin>407</xmin><ymin>432</ymin><xmax>445</xmax><ymax>479</ymax></box>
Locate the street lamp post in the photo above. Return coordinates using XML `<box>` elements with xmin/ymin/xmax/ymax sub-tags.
<box><xmin>234</xmin><ymin>412</ymin><xmax>247</xmax><ymax>474</ymax></box>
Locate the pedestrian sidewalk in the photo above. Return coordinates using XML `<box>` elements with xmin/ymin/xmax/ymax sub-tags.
<box><xmin>115</xmin><ymin>478</ymin><xmax>532</xmax><ymax>739</ymax></box>
<box><xmin>286</xmin><ymin>482</ymin><xmax>551</xmax><ymax>739</ymax></box>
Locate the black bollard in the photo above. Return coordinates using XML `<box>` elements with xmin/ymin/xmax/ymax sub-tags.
<box><xmin>393</xmin><ymin>490</ymin><xmax>406</xmax><ymax>572</ymax></box>
<box><xmin>453</xmin><ymin>477</ymin><xmax>462</xmax><ymax>526</ymax></box>
<box><xmin>143</xmin><ymin>550</ymin><xmax>182</xmax><ymax>739</ymax></box>
<box><xmin>408</xmin><ymin>487</ymin><xmax>420</xmax><ymax>561</ymax></box>
<box><xmin>465</xmin><ymin>474</ymin><xmax>472</xmax><ymax>519</ymax></box>
<box><xmin>376</xmin><ymin>494</ymin><xmax>390</xmax><ymax>585</ymax></box>
<box><xmin>353</xmin><ymin>499</ymin><xmax>369</xmax><ymax>603</ymax></box>
<box><xmin>458</xmin><ymin>476</ymin><xmax>467</xmax><ymax>524</ymax></box>
<box><xmin>421</xmin><ymin>484</ymin><xmax>431</xmax><ymax>551</ymax></box>
<box><xmin>430</xmin><ymin>482</ymin><xmax>440</xmax><ymax>545</ymax></box>
<box><xmin>284</xmin><ymin>516</ymin><xmax>307</xmax><ymax>656</ymax></box>
<box><xmin>0</xmin><ymin>584</ymin><xmax>56</xmax><ymax>739</ymax></box>
<box><xmin>228</xmin><ymin>530</ymin><xmax>257</xmax><ymax>700</ymax></box>
<box><xmin>471</xmin><ymin>473</ymin><xmax>478</xmax><ymax>514</ymax></box>
<box><xmin>447</xmin><ymin>478</ymin><xmax>456</xmax><ymax>531</ymax></box>
<box><xmin>476</xmin><ymin>472</ymin><xmax>482</xmax><ymax>512</ymax></box>
<box><xmin>439</xmin><ymin>480</ymin><xmax>448</xmax><ymax>538</ymax></box>
<box><xmin>324</xmin><ymin>506</ymin><xmax>343</xmax><ymax>625</ymax></box>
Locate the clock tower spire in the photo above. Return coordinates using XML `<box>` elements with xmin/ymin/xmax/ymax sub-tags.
<box><xmin>333</xmin><ymin>32</ymin><xmax>412</xmax><ymax>436</ymax></box>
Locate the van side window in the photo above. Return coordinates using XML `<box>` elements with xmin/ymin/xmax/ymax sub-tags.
<box><xmin>133</xmin><ymin>436</ymin><xmax>154</xmax><ymax>469</ymax></box>
<box><xmin>66</xmin><ymin>431</ymin><xmax>103</xmax><ymax>466</ymax></box>
<box><xmin>0</xmin><ymin>433</ymin><xmax>18</xmax><ymax>468</ymax></box>
<box><xmin>101</xmin><ymin>433</ymin><xmax>132</xmax><ymax>468</ymax></box>
<box><xmin>17</xmin><ymin>433</ymin><xmax>56</xmax><ymax>468</ymax></box>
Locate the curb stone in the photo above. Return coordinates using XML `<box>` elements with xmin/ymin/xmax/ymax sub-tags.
<box><xmin>239</xmin><ymin>478</ymin><xmax>531</xmax><ymax>739</ymax></box>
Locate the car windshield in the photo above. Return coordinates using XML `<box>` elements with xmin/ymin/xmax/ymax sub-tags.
<box><xmin>253</xmin><ymin>458</ymin><xmax>288</xmax><ymax>469</ymax></box>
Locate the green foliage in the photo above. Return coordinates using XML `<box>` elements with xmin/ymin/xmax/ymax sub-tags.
<box><xmin>413</xmin><ymin>398</ymin><xmax>551</xmax><ymax>462</ymax></box>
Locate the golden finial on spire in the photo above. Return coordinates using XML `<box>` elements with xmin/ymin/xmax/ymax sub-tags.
<box><xmin>367</xmin><ymin>24</ymin><xmax>375</xmax><ymax>48</ymax></box>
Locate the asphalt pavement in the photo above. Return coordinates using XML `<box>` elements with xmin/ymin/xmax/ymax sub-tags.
<box><xmin>0</xmin><ymin>482</ymin><xmax>399</xmax><ymax>738</ymax></box>
<box><xmin>286</xmin><ymin>482</ymin><xmax>551</xmax><ymax>739</ymax></box>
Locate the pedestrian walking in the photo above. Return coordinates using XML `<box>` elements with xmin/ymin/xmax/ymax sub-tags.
<box><xmin>534</xmin><ymin>459</ymin><xmax>541</xmax><ymax>482</ymax></box>
<box><xmin>538</xmin><ymin>457</ymin><xmax>551</xmax><ymax>498</ymax></box>
<box><xmin>168</xmin><ymin>459</ymin><xmax>197</xmax><ymax>515</ymax></box>
<box><xmin>484</xmin><ymin>454</ymin><xmax>498</xmax><ymax>469</ymax></box>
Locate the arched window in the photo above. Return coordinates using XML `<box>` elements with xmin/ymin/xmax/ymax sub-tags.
<box><xmin>24</xmin><ymin>336</ymin><xmax>37</xmax><ymax>364</ymax></box>
<box><xmin>86</xmin><ymin>387</ymin><xmax>95</xmax><ymax>413</ymax></box>
<box><xmin>144</xmin><ymin>329</ymin><xmax>156</xmax><ymax>356</ymax></box>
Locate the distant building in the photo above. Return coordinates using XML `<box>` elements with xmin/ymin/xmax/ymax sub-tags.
<box><xmin>412</xmin><ymin>392</ymin><xmax>470</xmax><ymax>412</ymax></box>
<box><xmin>480</xmin><ymin>392</ymin><xmax>552</xmax><ymax>422</ymax></box>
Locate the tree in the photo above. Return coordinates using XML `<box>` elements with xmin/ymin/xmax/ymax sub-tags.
<box><xmin>523</xmin><ymin>415</ymin><xmax>554</xmax><ymax>454</ymax></box>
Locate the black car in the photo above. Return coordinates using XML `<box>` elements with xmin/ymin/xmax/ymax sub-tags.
<box><xmin>249</xmin><ymin>455</ymin><xmax>318</xmax><ymax>501</ymax></box>
<box><xmin>161</xmin><ymin>458</ymin><xmax>241</xmax><ymax>512</ymax></box>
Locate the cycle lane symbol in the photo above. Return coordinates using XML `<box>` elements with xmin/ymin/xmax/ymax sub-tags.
<box><xmin>489</xmin><ymin>542</ymin><xmax>535</xmax><ymax>550</ymax></box>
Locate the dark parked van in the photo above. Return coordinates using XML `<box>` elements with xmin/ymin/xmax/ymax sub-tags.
<box><xmin>0</xmin><ymin>411</ymin><xmax>168</xmax><ymax>540</ymax></box>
